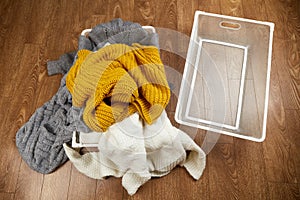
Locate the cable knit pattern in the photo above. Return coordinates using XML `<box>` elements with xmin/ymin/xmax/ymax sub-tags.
<box><xmin>66</xmin><ymin>43</ymin><xmax>170</xmax><ymax>132</ymax></box>
<box><xmin>16</xmin><ymin>18</ymin><xmax>160</xmax><ymax>174</ymax></box>
<box><xmin>16</xmin><ymin>76</ymin><xmax>73</xmax><ymax>174</ymax></box>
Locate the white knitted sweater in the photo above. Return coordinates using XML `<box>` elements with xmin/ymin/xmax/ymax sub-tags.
<box><xmin>63</xmin><ymin>111</ymin><xmax>206</xmax><ymax>195</ymax></box>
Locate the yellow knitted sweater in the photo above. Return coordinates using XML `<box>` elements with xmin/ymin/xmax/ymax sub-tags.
<box><xmin>66</xmin><ymin>43</ymin><xmax>170</xmax><ymax>132</ymax></box>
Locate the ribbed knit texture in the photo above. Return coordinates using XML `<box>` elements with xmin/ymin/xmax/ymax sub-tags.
<box><xmin>66</xmin><ymin>43</ymin><xmax>170</xmax><ymax>132</ymax></box>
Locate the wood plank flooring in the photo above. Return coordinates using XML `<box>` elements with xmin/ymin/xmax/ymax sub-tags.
<box><xmin>0</xmin><ymin>0</ymin><xmax>299</xmax><ymax>199</ymax></box>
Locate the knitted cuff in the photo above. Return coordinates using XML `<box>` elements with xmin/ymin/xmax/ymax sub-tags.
<box><xmin>47</xmin><ymin>51</ymin><xmax>76</xmax><ymax>76</ymax></box>
<box><xmin>47</xmin><ymin>60</ymin><xmax>65</xmax><ymax>76</ymax></box>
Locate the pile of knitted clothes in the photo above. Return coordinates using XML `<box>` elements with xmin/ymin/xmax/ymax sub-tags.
<box><xmin>16</xmin><ymin>19</ymin><xmax>206</xmax><ymax>195</ymax></box>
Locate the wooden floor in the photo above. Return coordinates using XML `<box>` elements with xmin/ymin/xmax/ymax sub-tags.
<box><xmin>0</xmin><ymin>0</ymin><xmax>299</xmax><ymax>199</ymax></box>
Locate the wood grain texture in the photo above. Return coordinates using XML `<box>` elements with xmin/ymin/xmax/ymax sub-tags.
<box><xmin>0</xmin><ymin>192</ymin><xmax>14</xmax><ymax>200</ymax></box>
<box><xmin>0</xmin><ymin>0</ymin><xmax>14</xmax><ymax>48</ymax></box>
<box><xmin>14</xmin><ymin>161</ymin><xmax>44</xmax><ymax>200</ymax></box>
<box><xmin>286</xmin><ymin>34</ymin><xmax>300</xmax><ymax>109</ymax></box>
<box><xmin>0</xmin><ymin>0</ymin><xmax>31</xmax><ymax>97</ymax></box>
<box><xmin>263</xmin><ymin>21</ymin><xmax>300</xmax><ymax>199</ymax></box>
<box><xmin>265</xmin><ymin>2</ymin><xmax>300</xmax><ymax>121</ymax></box>
<box><xmin>263</xmin><ymin>38</ymin><xmax>299</xmax><ymax>184</ymax></box>
<box><xmin>234</xmin><ymin>139</ymin><xmax>268</xmax><ymax>199</ymax></box>
<box><xmin>294</xmin><ymin>111</ymin><xmax>300</xmax><ymax>197</ymax></box>
<box><xmin>95</xmin><ymin>178</ymin><xmax>123</xmax><ymax>200</ymax></box>
<box><xmin>123</xmin><ymin>167</ymin><xmax>208</xmax><ymax>200</ymax></box>
<box><xmin>0</xmin><ymin>0</ymin><xmax>299</xmax><ymax>199</ymax></box>
<box><xmin>241</xmin><ymin>0</ymin><xmax>268</xmax><ymax>21</ymax></box>
<box><xmin>268</xmin><ymin>182</ymin><xmax>300</xmax><ymax>200</ymax></box>
<box><xmin>198</xmin><ymin>0</ymin><xmax>221</xmax><ymax>14</ymax></box>
<box><xmin>273</xmin><ymin>38</ymin><xmax>300</xmax><ymax>110</ymax></box>
<box><xmin>154</xmin><ymin>0</ymin><xmax>177</xmax><ymax>51</ymax></box>
<box><xmin>8</xmin><ymin>44</ymin><xmax>47</xmax><ymax>199</ymax></box>
<box><xmin>0</xmin><ymin>44</ymin><xmax>43</xmax><ymax>193</ymax></box>
<box><xmin>208</xmin><ymin>144</ymin><xmax>238</xmax><ymax>199</ymax></box>
<box><xmin>67</xmin><ymin>166</ymin><xmax>97</xmax><ymax>200</ymax></box>
<box><xmin>179</xmin><ymin>0</ymin><xmax>222</xmax><ymax>56</ymax></box>
<box><xmin>40</xmin><ymin>162</ymin><xmax>72</xmax><ymax>200</ymax></box>
<box><xmin>220</xmin><ymin>0</ymin><xmax>244</xmax><ymax>17</ymax></box>
<box><xmin>177</xmin><ymin>0</ymin><xmax>199</xmax><ymax>54</ymax></box>
<box><xmin>24</xmin><ymin>0</ymin><xmax>56</xmax><ymax>45</ymax></box>
<box><xmin>283</xmin><ymin>0</ymin><xmax>300</xmax><ymax>40</ymax></box>
<box><xmin>265</xmin><ymin>0</ymin><xmax>300</xmax><ymax>40</ymax></box>
<box><xmin>134</xmin><ymin>0</ymin><xmax>155</xmax><ymax>25</ymax></box>
<box><xmin>108</xmin><ymin>0</ymin><xmax>134</xmax><ymax>21</ymax></box>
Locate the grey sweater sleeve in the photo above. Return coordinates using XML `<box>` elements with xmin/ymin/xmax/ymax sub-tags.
<box><xmin>47</xmin><ymin>51</ymin><xmax>76</xmax><ymax>76</ymax></box>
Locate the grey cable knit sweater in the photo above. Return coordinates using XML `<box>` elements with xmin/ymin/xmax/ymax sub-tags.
<box><xmin>16</xmin><ymin>18</ymin><xmax>159</xmax><ymax>174</ymax></box>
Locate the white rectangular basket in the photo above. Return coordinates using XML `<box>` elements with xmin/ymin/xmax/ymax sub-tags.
<box><xmin>175</xmin><ymin>11</ymin><xmax>274</xmax><ymax>142</ymax></box>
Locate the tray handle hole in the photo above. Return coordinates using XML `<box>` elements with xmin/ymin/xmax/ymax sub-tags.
<box><xmin>219</xmin><ymin>21</ymin><xmax>241</xmax><ymax>30</ymax></box>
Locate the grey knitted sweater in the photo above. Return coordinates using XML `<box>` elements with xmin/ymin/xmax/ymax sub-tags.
<box><xmin>16</xmin><ymin>18</ymin><xmax>159</xmax><ymax>174</ymax></box>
